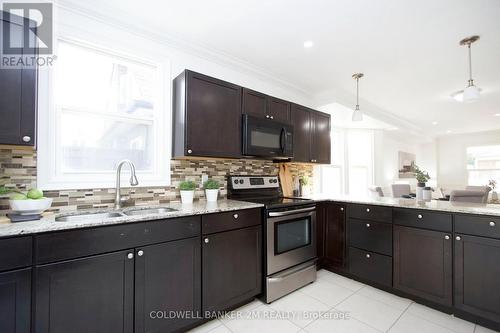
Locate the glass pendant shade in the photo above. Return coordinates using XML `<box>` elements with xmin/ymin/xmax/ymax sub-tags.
<box><xmin>352</xmin><ymin>106</ymin><xmax>363</xmax><ymax>121</ymax></box>
<box><xmin>463</xmin><ymin>84</ymin><xmax>480</xmax><ymax>102</ymax></box>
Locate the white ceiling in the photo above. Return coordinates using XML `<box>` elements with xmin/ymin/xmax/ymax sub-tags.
<box><xmin>59</xmin><ymin>0</ymin><xmax>500</xmax><ymax>136</ymax></box>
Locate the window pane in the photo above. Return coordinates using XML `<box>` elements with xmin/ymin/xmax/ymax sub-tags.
<box><xmin>321</xmin><ymin>166</ymin><xmax>342</xmax><ymax>196</ymax></box>
<box><xmin>56</xmin><ymin>41</ymin><xmax>156</xmax><ymax>118</ymax></box>
<box><xmin>349</xmin><ymin>167</ymin><xmax>369</xmax><ymax>196</ymax></box>
<box><xmin>467</xmin><ymin>145</ymin><xmax>500</xmax><ymax>170</ymax></box>
<box><xmin>347</xmin><ymin>130</ymin><xmax>372</xmax><ymax>166</ymax></box>
<box><xmin>331</xmin><ymin>129</ymin><xmax>344</xmax><ymax>166</ymax></box>
<box><xmin>60</xmin><ymin>112</ymin><xmax>154</xmax><ymax>172</ymax></box>
<box><xmin>468</xmin><ymin>170</ymin><xmax>500</xmax><ymax>186</ymax></box>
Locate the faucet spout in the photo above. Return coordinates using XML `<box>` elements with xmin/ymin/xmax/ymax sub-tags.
<box><xmin>115</xmin><ymin>160</ymin><xmax>139</xmax><ymax>209</ymax></box>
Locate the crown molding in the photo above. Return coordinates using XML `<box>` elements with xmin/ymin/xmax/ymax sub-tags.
<box><xmin>54</xmin><ymin>0</ymin><xmax>313</xmax><ymax>102</ymax></box>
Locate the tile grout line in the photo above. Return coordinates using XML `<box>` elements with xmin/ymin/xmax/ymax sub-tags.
<box><xmin>384</xmin><ymin>300</ymin><xmax>414</xmax><ymax>332</ymax></box>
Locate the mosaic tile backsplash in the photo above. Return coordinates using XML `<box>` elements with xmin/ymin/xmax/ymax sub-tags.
<box><xmin>0</xmin><ymin>148</ymin><xmax>313</xmax><ymax>214</ymax></box>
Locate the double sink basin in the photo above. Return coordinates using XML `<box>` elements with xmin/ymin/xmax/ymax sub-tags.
<box><xmin>55</xmin><ymin>207</ymin><xmax>177</xmax><ymax>222</ymax></box>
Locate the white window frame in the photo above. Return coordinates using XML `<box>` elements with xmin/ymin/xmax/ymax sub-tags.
<box><xmin>38</xmin><ymin>37</ymin><xmax>171</xmax><ymax>190</ymax></box>
<box><xmin>466</xmin><ymin>145</ymin><xmax>500</xmax><ymax>186</ymax></box>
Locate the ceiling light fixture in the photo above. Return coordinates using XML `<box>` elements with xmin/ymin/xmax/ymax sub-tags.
<box><xmin>303</xmin><ymin>40</ymin><xmax>314</xmax><ymax>48</ymax></box>
<box><xmin>495</xmin><ymin>113</ymin><xmax>500</xmax><ymax>117</ymax></box>
<box><xmin>459</xmin><ymin>35</ymin><xmax>480</xmax><ymax>102</ymax></box>
<box><xmin>352</xmin><ymin>73</ymin><xmax>364</xmax><ymax>122</ymax></box>
<box><xmin>432</xmin><ymin>121</ymin><xmax>438</xmax><ymax>125</ymax></box>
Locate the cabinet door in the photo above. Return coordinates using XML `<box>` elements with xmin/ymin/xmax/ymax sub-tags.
<box><xmin>186</xmin><ymin>71</ymin><xmax>242</xmax><ymax>158</ymax></box>
<box><xmin>393</xmin><ymin>225</ymin><xmax>452</xmax><ymax>306</ymax></box>
<box><xmin>135</xmin><ymin>237</ymin><xmax>201</xmax><ymax>333</ymax></box>
<box><xmin>268</xmin><ymin>97</ymin><xmax>290</xmax><ymax>122</ymax></box>
<box><xmin>0</xmin><ymin>15</ymin><xmax>37</xmax><ymax>146</ymax></box>
<box><xmin>455</xmin><ymin>234</ymin><xmax>500</xmax><ymax>324</ymax></box>
<box><xmin>242</xmin><ymin>88</ymin><xmax>267</xmax><ymax>119</ymax></box>
<box><xmin>311</xmin><ymin>111</ymin><xmax>331</xmax><ymax>164</ymax></box>
<box><xmin>290</xmin><ymin>104</ymin><xmax>311</xmax><ymax>162</ymax></box>
<box><xmin>0</xmin><ymin>268</ymin><xmax>31</xmax><ymax>333</ymax></box>
<box><xmin>324</xmin><ymin>203</ymin><xmax>347</xmax><ymax>271</ymax></box>
<box><xmin>202</xmin><ymin>226</ymin><xmax>262</xmax><ymax>313</ymax></box>
<box><xmin>35</xmin><ymin>250</ymin><xmax>134</xmax><ymax>333</ymax></box>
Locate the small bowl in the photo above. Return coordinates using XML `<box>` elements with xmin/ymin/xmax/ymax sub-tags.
<box><xmin>9</xmin><ymin>198</ymin><xmax>53</xmax><ymax>215</ymax></box>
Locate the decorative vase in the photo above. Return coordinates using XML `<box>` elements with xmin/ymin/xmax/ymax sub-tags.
<box><xmin>205</xmin><ymin>189</ymin><xmax>219</xmax><ymax>202</ymax></box>
<box><xmin>423</xmin><ymin>187</ymin><xmax>432</xmax><ymax>202</ymax></box>
<box><xmin>492</xmin><ymin>191</ymin><xmax>498</xmax><ymax>202</ymax></box>
<box><xmin>180</xmin><ymin>190</ymin><xmax>194</xmax><ymax>204</ymax></box>
<box><xmin>416</xmin><ymin>182</ymin><xmax>426</xmax><ymax>201</ymax></box>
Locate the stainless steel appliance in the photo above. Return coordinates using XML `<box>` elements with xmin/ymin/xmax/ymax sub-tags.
<box><xmin>228</xmin><ymin>175</ymin><xmax>317</xmax><ymax>303</ymax></box>
<box><xmin>242</xmin><ymin>114</ymin><xmax>293</xmax><ymax>159</ymax></box>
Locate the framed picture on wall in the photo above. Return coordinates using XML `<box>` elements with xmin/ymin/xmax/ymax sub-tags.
<box><xmin>398</xmin><ymin>151</ymin><xmax>416</xmax><ymax>178</ymax></box>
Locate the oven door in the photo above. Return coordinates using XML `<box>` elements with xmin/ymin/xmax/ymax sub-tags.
<box><xmin>242</xmin><ymin>114</ymin><xmax>293</xmax><ymax>159</ymax></box>
<box><xmin>266</xmin><ymin>206</ymin><xmax>316</xmax><ymax>275</ymax></box>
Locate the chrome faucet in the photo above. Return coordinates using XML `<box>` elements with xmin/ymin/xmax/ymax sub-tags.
<box><xmin>114</xmin><ymin>160</ymin><xmax>139</xmax><ymax>209</ymax></box>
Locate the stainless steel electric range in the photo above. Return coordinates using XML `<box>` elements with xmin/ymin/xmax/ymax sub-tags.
<box><xmin>227</xmin><ymin>175</ymin><xmax>317</xmax><ymax>303</ymax></box>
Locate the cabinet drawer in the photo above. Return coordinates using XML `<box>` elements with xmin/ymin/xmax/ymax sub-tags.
<box><xmin>0</xmin><ymin>236</ymin><xmax>32</xmax><ymax>271</ymax></box>
<box><xmin>349</xmin><ymin>246</ymin><xmax>392</xmax><ymax>287</ymax></box>
<box><xmin>393</xmin><ymin>208</ymin><xmax>452</xmax><ymax>232</ymax></box>
<box><xmin>349</xmin><ymin>219</ymin><xmax>392</xmax><ymax>255</ymax></box>
<box><xmin>36</xmin><ymin>216</ymin><xmax>200</xmax><ymax>264</ymax></box>
<box><xmin>455</xmin><ymin>214</ymin><xmax>500</xmax><ymax>239</ymax></box>
<box><xmin>202</xmin><ymin>208</ymin><xmax>261</xmax><ymax>234</ymax></box>
<box><xmin>348</xmin><ymin>204</ymin><xmax>392</xmax><ymax>223</ymax></box>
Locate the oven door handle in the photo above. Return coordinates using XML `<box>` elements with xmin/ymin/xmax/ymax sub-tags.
<box><xmin>268</xmin><ymin>206</ymin><xmax>315</xmax><ymax>217</ymax></box>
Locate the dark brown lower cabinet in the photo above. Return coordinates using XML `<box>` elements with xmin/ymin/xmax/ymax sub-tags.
<box><xmin>35</xmin><ymin>250</ymin><xmax>135</xmax><ymax>333</ymax></box>
<box><xmin>135</xmin><ymin>237</ymin><xmax>201</xmax><ymax>333</ymax></box>
<box><xmin>0</xmin><ymin>268</ymin><xmax>31</xmax><ymax>333</ymax></box>
<box><xmin>393</xmin><ymin>225</ymin><xmax>452</xmax><ymax>306</ymax></box>
<box><xmin>323</xmin><ymin>203</ymin><xmax>346</xmax><ymax>271</ymax></box>
<box><xmin>454</xmin><ymin>234</ymin><xmax>500</xmax><ymax>325</ymax></box>
<box><xmin>349</xmin><ymin>247</ymin><xmax>392</xmax><ymax>287</ymax></box>
<box><xmin>202</xmin><ymin>226</ymin><xmax>262</xmax><ymax>313</ymax></box>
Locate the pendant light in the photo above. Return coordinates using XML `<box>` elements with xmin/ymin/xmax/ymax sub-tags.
<box><xmin>460</xmin><ymin>35</ymin><xmax>480</xmax><ymax>102</ymax></box>
<box><xmin>352</xmin><ymin>73</ymin><xmax>364</xmax><ymax>121</ymax></box>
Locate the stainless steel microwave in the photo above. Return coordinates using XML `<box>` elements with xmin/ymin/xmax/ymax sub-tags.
<box><xmin>242</xmin><ymin>114</ymin><xmax>293</xmax><ymax>159</ymax></box>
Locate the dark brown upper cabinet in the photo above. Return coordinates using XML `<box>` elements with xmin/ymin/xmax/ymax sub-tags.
<box><xmin>311</xmin><ymin>111</ymin><xmax>331</xmax><ymax>164</ymax></box>
<box><xmin>173</xmin><ymin>70</ymin><xmax>242</xmax><ymax>159</ymax></box>
<box><xmin>242</xmin><ymin>88</ymin><xmax>290</xmax><ymax>122</ymax></box>
<box><xmin>0</xmin><ymin>11</ymin><xmax>37</xmax><ymax>146</ymax></box>
<box><xmin>291</xmin><ymin>104</ymin><xmax>331</xmax><ymax>164</ymax></box>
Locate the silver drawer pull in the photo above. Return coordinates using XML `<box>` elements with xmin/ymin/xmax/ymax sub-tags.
<box><xmin>127</xmin><ymin>253</ymin><xmax>134</xmax><ymax>260</ymax></box>
<box><xmin>366</xmin><ymin>223</ymin><xmax>371</xmax><ymax>228</ymax></box>
<box><xmin>490</xmin><ymin>221</ymin><xmax>496</xmax><ymax>227</ymax></box>
<box><xmin>187</xmin><ymin>149</ymin><xmax>192</xmax><ymax>154</ymax></box>
<box><xmin>444</xmin><ymin>235</ymin><xmax>450</xmax><ymax>240</ymax></box>
<box><xmin>456</xmin><ymin>236</ymin><xmax>462</xmax><ymax>241</ymax></box>
<box><xmin>365</xmin><ymin>254</ymin><xmax>371</xmax><ymax>259</ymax></box>
<box><xmin>204</xmin><ymin>238</ymin><xmax>209</xmax><ymax>244</ymax></box>
<box><xmin>418</xmin><ymin>214</ymin><xmax>423</xmax><ymax>219</ymax></box>
<box><xmin>366</xmin><ymin>208</ymin><xmax>370</xmax><ymax>213</ymax></box>
<box><xmin>340</xmin><ymin>207</ymin><xmax>344</xmax><ymax>211</ymax></box>
<box><xmin>266</xmin><ymin>115</ymin><xmax>270</xmax><ymax>119</ymax></box>
<box><xmin>22</xmin><ymin>136</ymin><xmax>31</xmax><ymax>142</ymax></box>
<box><xmin>233</xmin><ymin>213</ymin><xmax>239</xmax><ymax>219</ymax></box>
<box><xmin>137</xmin><ymin>250</ymin><xmax>144</xmax><ymax>257</ymax></box>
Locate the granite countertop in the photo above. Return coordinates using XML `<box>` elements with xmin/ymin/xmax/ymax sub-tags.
<box><xmin>302</xmin><ymin>194</ymin><xmax>500</xmax><ymax>217</ymax></box>
<box><xmin>0</xmin><ymin>199</ymin><xmax>263</xmax><ymax>237</ymax></box>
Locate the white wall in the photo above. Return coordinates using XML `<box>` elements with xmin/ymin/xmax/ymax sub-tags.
<box><xmin>437</xmin><ymin>130</ymin><xmax>500</xmax><ymax>190</ymax></box>
<box><xmin>373</xmin><ymin>130</ymin><xmax>436</xmax><ymax>196</ymax></box>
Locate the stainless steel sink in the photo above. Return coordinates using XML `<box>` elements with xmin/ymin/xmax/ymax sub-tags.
<box><xmin>55</xmin><ymin>212</ymin><xmax>125</xmax><ymax>222</ymax></box>
<box><xmin>123</xmin><ymin>207</ymin><xmax>177</xmax><ymax>216</ymax></box>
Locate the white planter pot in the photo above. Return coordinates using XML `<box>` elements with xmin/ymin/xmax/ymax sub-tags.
<box><xmin>205</xmin><ymin>189</ymin><xmax>219</xmax><ymax>202</ymax></box>
<box><xmin>180</xmin><ymin>190</ymin><xmax>194</xmax><ymax>204</ymax></box>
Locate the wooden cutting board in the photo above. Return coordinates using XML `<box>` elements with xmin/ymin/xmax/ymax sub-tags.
<box><xmin>278</xmin><ymin>163</ymin><xmax>293</xmax><ymax>197</ymax></box>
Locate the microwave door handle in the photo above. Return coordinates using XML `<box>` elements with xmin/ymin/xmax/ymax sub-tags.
<box><xmin>279</xmin><ymin>127</ymin><xmax>286</xmax><ymax>153</ymax></box>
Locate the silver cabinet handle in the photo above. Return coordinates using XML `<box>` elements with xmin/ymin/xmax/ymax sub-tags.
<box><xmin>270</xmin><ymin>115</ymin><xmax>274</xmax><ymax>120</ymax></box>
<box><xmin>418</xmin><ymin>214</ymin><xmax>423</xmax><ymax>219</ymax></box>
<box><xmin>490</xmin><ymin>221</ymin><xmax>496</xmax><ymax>227</ymax></box>
<box><xmin>266</xmin><ymin>115</ymin><xmax>270</xmax><ymax>119</ymax></box>
<box><xmin>340</xmin><ymin>207</ymin><xmax>344</xmax><ymax>211</ymax></box>
<box><xmin>22</xmin><ymin>136</ymin><xmax>31</xmax><ymax>143</ymax></box>
<box><xmin>187</xmin><ymin>149</ymin><xmax>193</xmax><ymax>154</ymax></box>
<box><xmin>456</xmin><ymin>236</ymin><xmax>462</xmax><ymax>241</ymax></box>
<box><xmin>365</xmin><ymin>254</ymin><xmax>371</xmax><ymax>258</ymax></box>
<box><xmin>445</xmin><ymin>235</ymin><xmax>450</xmax><ymax>240</ymax></box>
<box><xmin>366</xmin><ymin>223</ymin><xmax>371</xmax><ymax>228</ymax></box>
<box><xmin>233</xmin><ymin>213</ymin><xmax>239</xmax><ymax>219</ymax></box>
<box><xmin>204</xmin><ymin>238</ymin><xmax>209</xmax><ymax>244</ymax></box>
<box><xmin>127</xmin><ymin>253</ymin><xmax>134</xmax><ymax>259</ymax></box>
<box><xmin>137</xmin><ymin>250</ymin><xmax>144</xmax><ymax>257</ymax></box>
<box><xmin>366</xmin><ymin>208</ymin><xmax>370</xmax><ymax>213</ymax></box>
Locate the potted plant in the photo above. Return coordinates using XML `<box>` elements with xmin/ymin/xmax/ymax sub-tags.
<box><xmin>179</xmin><ymin>181</ymin><xmax>196</xmax><ymax>204</ymax></box>
<box><xmin>203</xmin><ymin>179</ymin><xmax>220</xmax><ymax>202</ymax></box>
<box><xmin>413</xmin><ymin>163</ymin><xmax>430</xmax><ymax>201</ymax></box>
<box><xmin>489</xmin><ymin>180</ymin><xmax>498</xmax><ymax>201</ymax></box>
<box><xmin>299</xmin><ymin>176</ymin><xmax>311</xmax><ymax>196</ymax></box>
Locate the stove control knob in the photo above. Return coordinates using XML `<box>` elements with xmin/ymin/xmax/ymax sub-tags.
<box><xmin>239</xmin><ymin>179</ymin><xmax>244</xmax><ymax>184</ymax></box>
<box><xmin>234</xmin><ymin>179</ymin><xmax>238</xmax><ymax>184</ymax></box>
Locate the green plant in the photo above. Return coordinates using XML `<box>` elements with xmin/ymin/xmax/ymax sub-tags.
<box><xmin>203</xmin><ymin>179</ymin><xmax>220</xmax><ymax>190</ymax></box>
<box><xmin>179</xmin><ymin>180</ymin><xmax>196</xmax><ymax>191</ymax></box>
<box><xmin>412</xmin><ymin>163</ymin><xmax>430</xmax><ymax>184</ymax></box>
<box><xmin>299</xmin><ymin>176</ymin><xmax>309</xmax><ymax>186</ymax></box>
<box><xmin>0</xmin><ymin>186</ymin><xmax>23</xmax><ymax>196</ymax></box>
